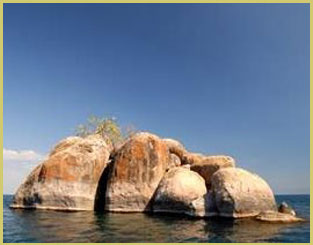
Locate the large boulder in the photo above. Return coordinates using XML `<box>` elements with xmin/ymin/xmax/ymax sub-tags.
<box><xmin>190</xmin><ymin>155</ymin><xmax>235</xmax><ymax>186</ymax></box>
<box><xmin>152</xmin><ymin>167</ymin><xmax>208</xmax><ymax>217</ymax></box>
<box><xmin>211</xmin><ymin>168</ymin><xmax>277</xmax><ymax>218</ymax></box>
<box><xmin>105</xmin><ymin>132</ymin><xmax>170</xmax><ymax>212</ymax></box>
<box><xmin>10</xmin><ymin>134</ymin><xmax>111</xmax><ymax>211</ymax></box>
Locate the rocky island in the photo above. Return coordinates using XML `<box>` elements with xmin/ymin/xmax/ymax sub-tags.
<box><xmin>10</xmin><ymin>132</ymin><xmax>304</xmax><ymax>223</ymax></box>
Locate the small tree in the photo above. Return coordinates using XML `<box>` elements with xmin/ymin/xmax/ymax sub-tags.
<box><xmin>75</xmin><ymin>115</ymin><xmax>137</xmax><ymax>147</ymax></box>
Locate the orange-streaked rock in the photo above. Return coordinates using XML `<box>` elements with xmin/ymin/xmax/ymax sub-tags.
<box><xmin>105</xmin><ymin>132</ymin><xmax>170</xmax><ymax>212</ymax></box>
<box><xmin>10</xmin><ymin>134</ymin><xmax>111</xmax><ymax>211</ymax></box>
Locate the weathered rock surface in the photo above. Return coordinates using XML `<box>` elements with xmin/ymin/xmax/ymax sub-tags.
<box><xmin>181</xmin><ymin>152</ymin><xmax>206</xmax><ymax>165</ymax></box>
<box><xmin>167</xmin><ymin>153</ymin><xmax>181</xmax><ymax>170</ymax></box>
<box><xmin>163</xmin><ymin>138</ymin><xmax>186</xmax><ymax>160</ymax></box>
<box><xmin>105</xmin><ymin>132</ymin><xmax>170</xmax><ymax>212</ymax></box>
<box><xmin>10</xmin><ymin>134</ymin><xmax>111</xmax><ymax>211</ymax></box>
<box><xmin>152</xmin><ymin>167</ymin><xmax>207</xmax><ymax>217</ymax></box>
<box><xmin>256</xmin><ymin>211</ymin><xmax>304</xmax><ymax>223</ymax></box>
<box><xmin>190</xmin><ymin>155</ymin><xmax>235</xmax><ymax>186</ymax></box>
<box><xmin>182</xmin><ymin>164</ymin><xmax>191</xmax><ymax>169</ymax></box>
<box><xmin>49</xmin><ymin>136</ymin><xmax>82</xmax><ymax>156</ymax></box>
<box><xmin>211</xmin><ymin>168</ymin><xmax>277</xmax><ymax>218</ymax></box>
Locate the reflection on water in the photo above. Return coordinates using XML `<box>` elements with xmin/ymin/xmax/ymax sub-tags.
<box><xmin>4</xmin><ymin>195</ymin><xmax>310</xmax><ymax>243</ymax></box>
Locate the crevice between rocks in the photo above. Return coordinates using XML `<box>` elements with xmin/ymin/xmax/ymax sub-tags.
<box><xmin>94</xmin><ymin>160</ymin><xmax>114</xmax><ymax>212</ymax></box>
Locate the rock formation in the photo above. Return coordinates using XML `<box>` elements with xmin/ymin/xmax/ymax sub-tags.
<box><xmin>10</xmin><ymin>132</ymin><xmax>304</xmax><ymax>223</ymax></box>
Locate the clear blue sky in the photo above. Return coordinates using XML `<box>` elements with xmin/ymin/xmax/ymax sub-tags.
<box><xmin>3</xmin><ymin>4</ymin><xmax>309</xmax><ymax>194</ymax></box>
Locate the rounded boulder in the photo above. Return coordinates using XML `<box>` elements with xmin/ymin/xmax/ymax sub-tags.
<box><xmin>211</xmin><ymin>168</ymin><xmax>277</xmax><ymax>218</ymax></box>
<box><xmin>152</xmin><ymin>167</ymin><xmax>207</xmax><ymax>217</ymax></box>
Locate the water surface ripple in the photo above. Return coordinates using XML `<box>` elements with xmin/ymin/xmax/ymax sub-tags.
<box><xmin>3</xmin><ymin>195</ymin><xmax>310</xmax><ymax>243</ymax></box>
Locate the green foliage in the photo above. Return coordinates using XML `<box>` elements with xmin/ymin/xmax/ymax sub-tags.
<box><xmin>75</xmin><ymin>115</ymin><xmax>137</xmax><ymax>147</ymax></box>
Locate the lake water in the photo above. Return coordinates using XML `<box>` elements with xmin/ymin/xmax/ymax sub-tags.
<box><xmin>3</xmin><ymin>194</ymin><xmax>310</xmax><ymax>243</ymax></box>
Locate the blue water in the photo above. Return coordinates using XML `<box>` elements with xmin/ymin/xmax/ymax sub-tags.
<box><xmin>3</xmin><ymin>194</ymin><xmax>310</xmax><ymax>243</ymax></box>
